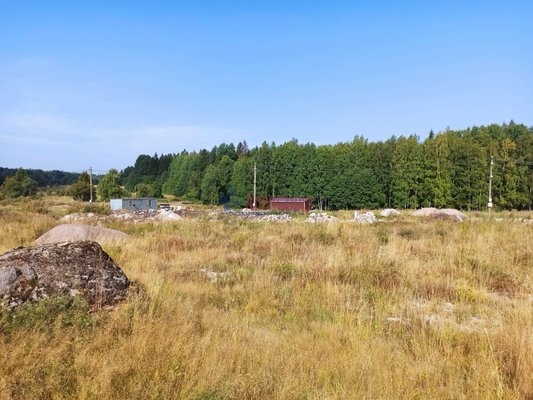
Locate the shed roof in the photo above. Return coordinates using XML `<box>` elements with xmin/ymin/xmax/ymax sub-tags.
<box><xmin>271</xmin><ymin>197</ymin><xmax>310</xmax><ymax>202</ymax></box>
<box><xmin>112</xmin><ymin>197</ymin><xmax>158</xmax><ymax>201</ymax></box>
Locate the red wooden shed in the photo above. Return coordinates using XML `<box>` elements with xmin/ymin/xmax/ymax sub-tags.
<box><xmin>270</xmin><ymin>197</ymin><xmax>312</xmax><ymax>213</ymax></box>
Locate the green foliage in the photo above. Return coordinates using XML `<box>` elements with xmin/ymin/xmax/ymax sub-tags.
<box><xmin>422</xmin><ymin>133</ymin><xmax>452</xmax><ymax>208</ymax></box>
<box><xmin>0</xmin><ymin>167</ymin><xmax>78</xmax><ymax>187</ymax></box>
<box><xmin>391</xmin><ymin>136</ymin><xmax>424</xmax><ymax>209</ymax></box>
<box><xmin>133</xmin><ymin>183</ymin><xmax>153</xmax><ymax>198</ymax></box>
<box><xmin>0</xmin><ymin>168</ymin><xmax>39</xmax><ymax>198</ymax></box>
<box><xmin>328</xmin><ymin>167</ymin><xmax>385</xmax><ymax>210</ymax></box>
<box><xmin>200</xmin><ymin>156</ymin><xmax>235</xmax><ymax>205</ymax></box>
<box><xmin>69</xmin><ymin>171</ymin><xmax>93</xmax><ymax>201</ymax></box>
<box><xmin>273</xmin><ymin>262</ymin><xmax>297</xmax><ymax>280</ymax></box>
<box><xmin>115</xmin><ymin>121</ymin><xmax>533</xmax><ymax>210</ymax></box>
<box><xmin>229</xmin><ymin>157</ymin><xmax>253</xmax><ymax>207</ymax></box>
<box><xmin>98</xmin><ymin>169</ymin><xmax>123</xmax><ymax>201</ymax></box>
<box><xmin>0</xmin><ymin>296</ymin><xmax>94</xmax><ymax>335</ymax></box>
<box><xmin>200</xmin><ymin>165</ymin><xmax>219</xmax><ymax>205</ymax></box>
<box><xmin>449</xmin><ymin>133</ymin><xmax>486</xmax><ymax>210</ymax></box>
<box><xmin>122</xmin><ymin>153</ymin><xmax>174</xmax><ymax>194</ymax></box>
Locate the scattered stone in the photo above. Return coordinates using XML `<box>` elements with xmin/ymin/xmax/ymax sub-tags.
<box><xmin>351</xmin><ymin>211</ymin><xmax>377</xmax><ymax>224</ymax></box>
<box><xmin>257</xmin><ymin>213</ymin><xmax>292</xmax><ymax>222</ymax></box>
<box><xmin>34</xmin><ymin>224</ymin><xmax>128</xmax><ymax>245</ymax></box>
<box><xmin>209</xmin><ymin>209</ymin><xmax>292</xmax><ymax>222</ymax></box>
<box><xmin>306</xmin><ymin>212</ymin><xmax>338</xmax><ymax>223</ymax></box>
<box><xmin>379</xmin><ymin>208</ymin><xmax>401</xmax><ymax>217</ymax></box>
<box><xmin>60</xmin><ymin>213</ymin><xmax>86</xmax><ymax>222</ymax></box>
<box><xmin>0</xmin><ymin>241</ymin><xmax>130</xmax><ymax>310</ymax></box>
<box><xmin>199</xmin><ymin>268</ymin><xmax>231</xmax><ymax>283</ymax></box>
<box><xmin>403</xmin><ymin>299</ymin><xmax>502</xmax><ymax>333</ymax></box>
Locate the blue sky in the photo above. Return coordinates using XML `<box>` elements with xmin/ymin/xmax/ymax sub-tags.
<box><xmin>1</xmin><ymin>1</ymin><xmax>532</xmax><ymax>172</ymax></box>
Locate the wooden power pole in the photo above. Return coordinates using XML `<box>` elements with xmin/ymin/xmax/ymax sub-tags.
<box><xmin>253</xmin><ymin>163</ymin><xmax>257</xmax><ymax>209</ymax></box>
<box><xmin>488</xmin><ymin>156</ymin><xmax>494</xmax><ymax>212</ymax></box>
<box><xmin>89</xmin><ymin>167</ymin><xmax>93</xmax><ymax>203</ymax></box>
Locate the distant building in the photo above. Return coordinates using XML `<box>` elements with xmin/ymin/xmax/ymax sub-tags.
<box><xmin>270</xmin><ymin>197</ymin><xmax>312</xmax><ymax>213</ymax></box>
<box><xmin>110</xmin><ymin>197</ymin><xmax>158</xmax><ymax>211</ymax></box>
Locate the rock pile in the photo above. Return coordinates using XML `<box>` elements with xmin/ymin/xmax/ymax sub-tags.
<box><xmin>111</xmin><ymin>208</ymin><xmax>183</xmax><ymax>222</ymax></box>
<box><xmin>0</xmin><ymin>241</ymin><xmax>130</xmax><ymax>310</ymax></box>
<box><xmin>351</xmin><ymin>211</ymin><xmax>377</xmax><ymax>224</ymax></box>
<box><xmin>60</xmin><ymin>213</ymin><xmax>99</xmax><ymax>223</ymax></box>
<box><xmin>256</xmin><ymin>213</ymin><xmax>292</xmax><ymax>222</ymax></box>
<box><xmin>155</xmin><ymin>209</ymin><xmax>182</xmax><ymax>221</ymax></box>
<box><xmin>306</xmin><ymin>212</ymin><xmax>338</xmax><ymax>223</ymax></box>
<box><xmin>209</xmin><ymin>209</ymin><xmax>292</xmax><ymax>222</ymax></box>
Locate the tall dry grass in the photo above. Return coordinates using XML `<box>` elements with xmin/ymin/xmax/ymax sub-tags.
<box><xmin>0</xmin><ymin>198</ymin><xmax>532</xmax><ymax>399</ymax></box>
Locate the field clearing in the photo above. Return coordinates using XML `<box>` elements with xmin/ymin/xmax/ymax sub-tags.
<box><xmin>0</xmin><ymin>197</ymin><xmax>532</xmax><ymax>399</ymax></box>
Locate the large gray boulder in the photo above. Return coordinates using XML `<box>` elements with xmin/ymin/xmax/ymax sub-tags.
<box><xmin>0</xmin><ymin>241</ymin><xmax>130</xmax><ymax>310</ymax></box>
<box><xmin>412</xmin><ymin>207</ymin><xmax>439</xmax><ymax>217</ymax></box>
<box><xmin>412</xmin><ymin>207</ymin><xmax>467</xmax><ymax>222</ymax></box>
<box><xmin>34</xmin><ymin>223</ymin><xmax>128</xmax><ymax>246</ymax></box>
<box><xmin>379</xmin><ymin>208</ymin><xmax>401</xmax><ymax>217</ymax></box>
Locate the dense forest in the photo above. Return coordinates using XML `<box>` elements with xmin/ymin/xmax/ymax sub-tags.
<box><xmin>120</xmin><ymin>121</ymin><xmax>533</xmax><ymax>211</ymax></box>
<box><xmin>0</xmin><ymin>167</ymin><xmax>79</xmax><ymax>187</ymax></box>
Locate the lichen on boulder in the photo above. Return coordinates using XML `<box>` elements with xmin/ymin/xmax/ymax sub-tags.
<box><xmin>0</xmin><ymin>241</ymin><xmax>130</xmax><ymax>310</ymax></box>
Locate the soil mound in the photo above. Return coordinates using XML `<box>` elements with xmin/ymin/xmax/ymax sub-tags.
<box><xmin>34</xmin><ymin>224</ymin><xmax>128</xmax><ymax>245</ymax></box>
<box><xmin>0</xmin><ymin>241</ymin><xmax>130</xmax><ymax>309</ymax></box>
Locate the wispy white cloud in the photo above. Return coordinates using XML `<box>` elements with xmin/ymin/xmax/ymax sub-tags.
<box><xmin>0</xmin><ymin>112</ymin><xmax>78</xmax><ymax>146</ymax></box>
<box><xmin>0</xmin><ymin>110</ymin><xmax>249</xmax><ymax>171</ymax></box>
<box><xmin>2</xmin><ymin>112</ymin><xmax>71</xmax><ymax>133</ymax></box>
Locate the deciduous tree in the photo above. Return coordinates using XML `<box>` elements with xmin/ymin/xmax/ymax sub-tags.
<box><xmin>98</xmin><ymin>169</ymin><xmax>123</xmax><ymax>201</ymax></box>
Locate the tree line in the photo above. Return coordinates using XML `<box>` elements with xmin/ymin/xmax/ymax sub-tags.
<box><xmin>118</xmin><ymin>121</ymin><xmax>533</xmax><ymax>211</ymax></box>
<box><xmin>2</xmin><ymin>121</ymin><xmax>532</xmax><ymax>210</ymax></box>
<box><xmin>0</xmin><ymin>167</ymin><xmax>79</xmax><ymax>187</ymax></box>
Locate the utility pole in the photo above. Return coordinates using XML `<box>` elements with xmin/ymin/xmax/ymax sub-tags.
<box><xmin>253</xmin><ymin>162</ymin><xmax>257</xmax><ymax>210</ymax></box>
<box><xmin>89</xmin><ymin>167</ymin><xmax>93</xmax><ymax>203</ymax></box>
<box><xmin>488</xmin><ymin>155</ymin><xmax>494</xmax><ymax>212</ymax></box>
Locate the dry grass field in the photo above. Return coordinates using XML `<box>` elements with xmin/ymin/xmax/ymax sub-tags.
<box><xmin>0</xmin><ymin>197</ymin><xmax>532</xmax><ymax>399</ymax></box>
